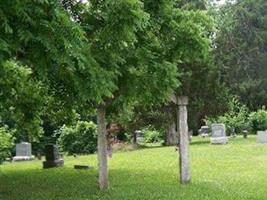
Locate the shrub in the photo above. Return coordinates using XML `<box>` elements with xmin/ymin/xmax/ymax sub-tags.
<box><xmin>206</xmin><ymin>98</ymin><xmax>249</xmax><ymax>135</ymax></box>
<box><xmin>249</xmin><ymin>108</ymin><xmax>267</xmax><ymax>134</ymax></box>
<box><xmin>57</xmin><ymin>121</ymin><xmax>97</xmax><ymax>155</ymax></box>
<box><xmin>0</xmin><ymin>126</ymin><xmax>14</xmax><ymax>164</ymax></box>
<box><xmin>142</xmin><ymin>127</ymin><xmax>162</xmax><ymax>143</ymax></box>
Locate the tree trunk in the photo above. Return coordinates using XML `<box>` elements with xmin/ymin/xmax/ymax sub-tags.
<box><xmin>166</xmin><ymin>118</ymin><xmax>178</xmax><ymax>146</ymax></box>
<box><xmin>97</xmin><ymin>106</ymin><xmax>109</xmax><ymax>189</ymax></box>
<box><xmin>178</xmin><ymin>96</ymin><xmax>190</xmax><ymax>184</ymax></box>
<box><xmin>133</xmin><ymin>131</ymin><xmax>137</xmax><ymax>144</ymax></box>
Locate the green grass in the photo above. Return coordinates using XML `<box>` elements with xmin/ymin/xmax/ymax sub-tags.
<box><xmin>1</xmin><ymin>136</ymin><xmax>267</xmax><ymax>200</ymax></box>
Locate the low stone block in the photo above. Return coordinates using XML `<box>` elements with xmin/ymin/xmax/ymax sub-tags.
<box><xmin>13</xmin><ymin>156</ymin><xmax>35</xmax><ymax>161</ymax></box>
<box><xmin>210</xmin><ymin>137</ymin><xmax>228</xmax><ymax>144</ymax></box>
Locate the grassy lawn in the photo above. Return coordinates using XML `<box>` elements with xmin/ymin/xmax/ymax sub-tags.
<box><xmin>1</xmin><ymin>136</ymin><xmax>267</xmax><ymax>200</ymax></box>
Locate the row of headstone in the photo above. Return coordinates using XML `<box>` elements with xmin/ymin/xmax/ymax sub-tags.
<box><xmin>198</xmin><ymin>124</ymin><xmax>228</xmax><ymax>144</ymax></box>
<box><xmin>203</xmin><ymin>124</ymin><xmax>267</xmax><ymax>144</ymax></box>
<box><xmin>12</xmin><ymin>142</ymin><xmax>64</xmax><ymax>168</ymax></box>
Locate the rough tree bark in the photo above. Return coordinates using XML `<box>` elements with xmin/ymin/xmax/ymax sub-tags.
<box><xmin>166</xmin><ymin>113</ymin><xmax>178</xmax><ymax>146</ymax></box>
<box><xmin>97</xmin><ymin>106</ymin><xmax>109</xmax><ymax>189</ymax></box>
<box><xmin>178</xmin><ymin>96</ymin><xmax>190</xmax><ymax>184</ymax></box>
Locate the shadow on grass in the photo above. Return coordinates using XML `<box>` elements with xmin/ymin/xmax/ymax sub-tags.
<box><xmin>0</xmin><ymin>165</ymin><xmax>256</xmax><ymax>200</ymax></box>
<box><xmin>0</xmin><ymin>166</ymin><xmax>99</xmax><ymax>200</ymax></box>
<box><xmin>137</xmin><ymin>144</ymin><xmax>170</xmax><ymax>150</ymax></box>
<box><xmin>190</xmin><ymin>140</ymin><xmax>210</xmax><ymax>146</ymax></box>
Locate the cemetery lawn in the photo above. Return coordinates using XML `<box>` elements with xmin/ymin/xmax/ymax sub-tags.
<box><xmin>1</xmin><ymin>136</ymin><xmax>267</xmax><ymax>200</ymax></box>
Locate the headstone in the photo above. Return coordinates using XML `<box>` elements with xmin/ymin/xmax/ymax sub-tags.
<box><xmin>43</xmin><ymin>144</ymin><xmax>64</xmax><ymax>169</ymax></box>
<box><xmin>256</xmin><ymin>131</ymin><xmax>267</xmax><ymax>143</ymax></box>
<box><xmin>230</xmin><ymin>127</ymin><xmax>236</xmax><ymax>138</ymax></box>
<box><xmin>199</xmin><ymin>126</ymin><xmax>209</xmax><ymax>137</ymax></box>
<box><xmin>135</xmin><ymin>130</ymin><xmax>144</xmax><ymax>144</ymax></box>
<box><xmin>242</xmin><ymin>130</ymin><xmax>248</xmax><ymax>139</ymax></box>
<box><xmin>13</xmin><ymin>142</ymin><xmax>35</xmax><ymax>161</ymax></box>
<box><xmin>210</xmin><ymin>124</ymin><xmax>228</xmax><ymax>144</ymax></box>
<box><xmin>189</xmin><ymin>130</ymin><xmax>193</xmax><ymax>142</ymax></box>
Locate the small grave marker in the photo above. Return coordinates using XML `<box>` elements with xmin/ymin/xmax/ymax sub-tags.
<box><xmin>74</xmin><ymin>165</ymin><xmax>92</xmax><ymax>170</ymax></box>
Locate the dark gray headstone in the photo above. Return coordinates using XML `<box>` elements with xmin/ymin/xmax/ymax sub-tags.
<box><xmin>199</xmin><ymin>126</ymin><xmax>209</xmax><ymax>137</ymax></box>
<box><xmin>242</xmin><ymin>130</ymin><xmax>248</xmax><ymax>138</ymax></box>
<box><xmin>43</xmin><ymin>144</ymin><xmax>64</xmax><ymax>169</ymax></box>
<box><xmin>200</xmin><ymin>126</ymin><xmax>209</xmax><ymax>134</ymax></box>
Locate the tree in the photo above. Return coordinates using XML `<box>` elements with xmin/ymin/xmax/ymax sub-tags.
<box><xmin>80</xmin><ymin>0</ymin><xmax>214</xmax><ymax>186</ymax></box>
<box><xmin>0</xmin><ymin>0</ymin><xmax>94</xmax><ymax>142</ymax></box>
<box><xmin>214</xmin><ymin>0</ymin><xmax>267</xmax><ymax>110</ymax></box>
<box><xmin>0</xmin><ymin>60</ymin><xmax>43</xmax><ymax>142</ymax></box>
<box><xmin>111</xmin><ymin>0</ymin><xmax>216</xmax><ymax>143</ymax></box>
<box><xmin>64</xmin><ymin>0</ymin><xmax>180</xmax><ymax>189</ymax></box>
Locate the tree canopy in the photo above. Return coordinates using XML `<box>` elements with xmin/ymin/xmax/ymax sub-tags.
<box><xmin>214</xmin><ymin>0</ymin><xmax>267</xmax><ymax>110</ymax></box>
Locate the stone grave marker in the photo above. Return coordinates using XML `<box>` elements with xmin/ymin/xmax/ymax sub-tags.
<box><xmin>210</xmin><ymin>124</ymin><xmax>228</xmax><ymax>144</ymax></box>
<box><xmin>199</xmin><ymin>126</ymin><xmax>209</xmax><ymax>137</ymax></box>
<box><xmin>74</xmin><ymin>165</ymin><xmax>92</xmax><ymax>170</ymax></box>
<box><xmin>189</xmin><ymin>130</ymin><xmax>193</xmax><ymax>142</ymax></box>
<box><xmin>135</xmin><ymin>130</ymin><xmax>144</xmax><ymax>144</ymax></box>
<box><xmin>13</xmin><ymin>142</ymin><xmax>34</xmax><ymax>161</ymax></box>
<box><xmin>43</xmin><ymin>144</ymin><xmax>64</xmax><ymax>169</ymax></box>
<box><xmin>257</xmin><ymin>131</ymin><xmax>267</xmax><ymax>143</ymax></box>
<box><xmin>242</xmin><ymin>130</ymin><xmax>248</xmax><ymax>139</ymax></box>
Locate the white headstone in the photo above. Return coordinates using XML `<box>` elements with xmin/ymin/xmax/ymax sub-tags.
<box><xmin>210</xmin><ymin>124</ymin><xmax>228</xmax><ymax>144</ymax></box>
<box><xmin>13</xmin><ymin>142</ymin><xmax>34</xmax><ymax>161</ymax></box>
<box><xmin>257</xmin><ymin>131</ymin><xmax>267</xmax><ymax>143</ymax></box>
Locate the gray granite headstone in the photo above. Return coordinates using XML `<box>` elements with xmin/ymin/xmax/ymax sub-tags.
<box><xmin>210</xmin><ymin>124</ymin><xmax>228</xmax><ymax>144</ymax></box>
<box><xmin>13</xmin><ymin>142</ymin><xmax>34</xmax><ymax>161</ymax></box>
<box><xmin>257</xmin><ymin>131</ymin><xmax>267</xmax><ymax>143</ymax></box>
